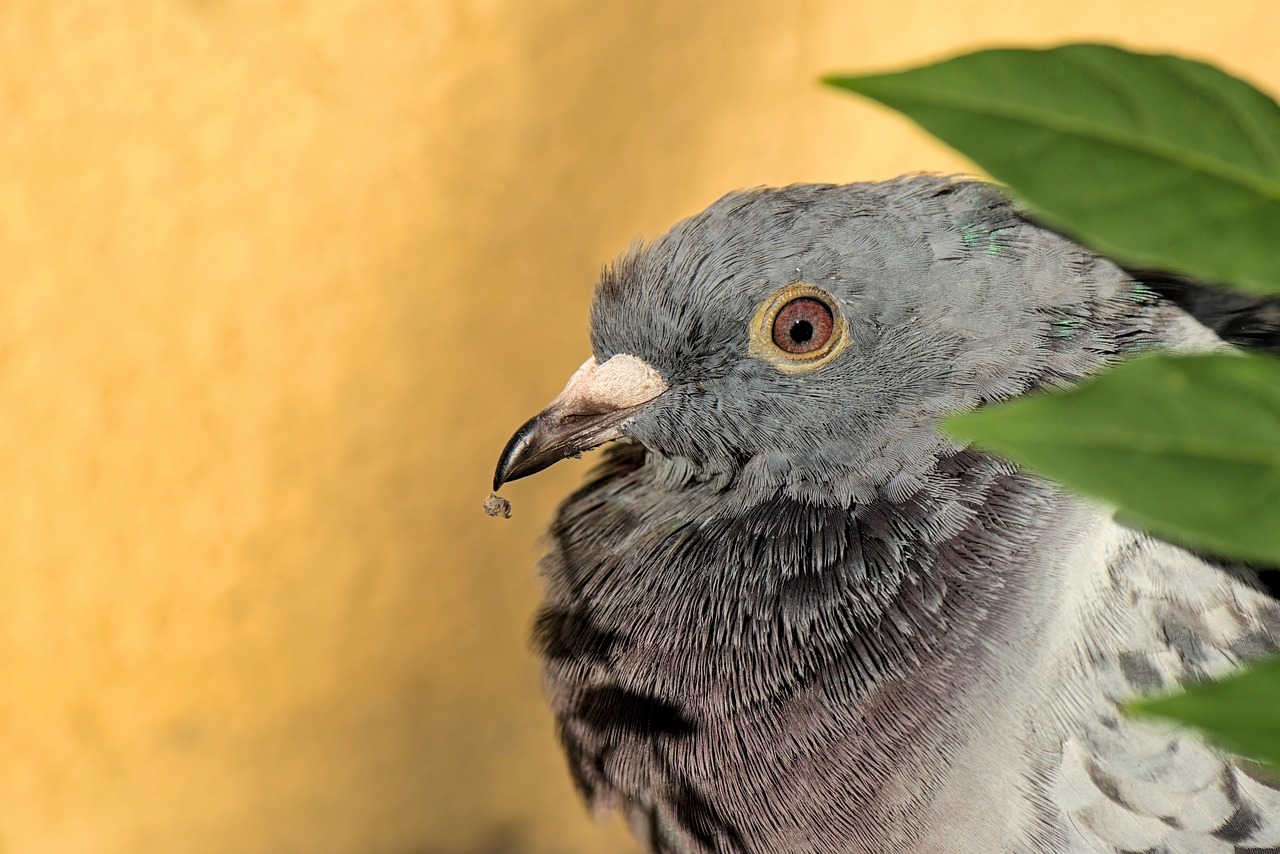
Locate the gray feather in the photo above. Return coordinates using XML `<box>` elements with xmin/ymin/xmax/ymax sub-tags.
<box><xmin>522</xmin><ymin>176</ymin><xmax>1280</xmax><ymax>853</ymax></box>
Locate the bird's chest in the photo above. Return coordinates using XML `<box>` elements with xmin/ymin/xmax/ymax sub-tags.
<box><xmin>532</xmin><ymin>476</ymin><xmax>1082</xmax><ymax>852</ymax></box>
<box><xmin>539</xmin><ymin>621</ymin><xmax>963</xmax><ymax>854</ymax></box>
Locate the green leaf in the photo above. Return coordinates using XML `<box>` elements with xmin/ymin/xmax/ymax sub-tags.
<box><xmin>825</xmin><ymin>44</ymin><xmax>1280</xmax><ymax>295</ymax></box>
<box><xmin>1127</xmin><ymin>656</ymin><xmax>1280</xmax><ymax>769</ymax></box>
<box><xmin>943</xmin><ymin>353</ymin><xmax>1280</xmax><ymax>564</ymax></box>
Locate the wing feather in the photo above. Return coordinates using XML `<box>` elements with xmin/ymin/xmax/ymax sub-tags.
<box><xmin>1050</xmin><ymin>528</ymin><xmax>1280</xmax><ymax>853</ymax></box>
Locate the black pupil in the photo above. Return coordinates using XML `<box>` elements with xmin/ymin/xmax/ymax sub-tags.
<box><xmin>789</xmin><ymin>319</ymin><xmax>814</xmax><ymax>344</ymax></box>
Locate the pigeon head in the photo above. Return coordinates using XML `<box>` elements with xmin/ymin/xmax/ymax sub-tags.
<box><xmin>496</xmin><ymin>176</ymin><xmax>1159</xmax><ymax>506</ymax></box>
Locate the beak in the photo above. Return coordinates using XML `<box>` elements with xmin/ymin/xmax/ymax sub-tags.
<box><xmin>493</xmin><ymin>354</ymin><xmax>667</xmax><ymax>491</ymax></box>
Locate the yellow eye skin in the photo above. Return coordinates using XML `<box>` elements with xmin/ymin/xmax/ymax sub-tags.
<box><xmin>748</xmin><ymin>283</ymin><xmax>849</xmax><ymax>373</ymax></box>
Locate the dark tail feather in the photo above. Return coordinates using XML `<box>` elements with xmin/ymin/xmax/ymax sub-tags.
<box><xmin>1138</xmin><ymin>272</ymin><xmax>1280</xmax><ymax>355</ymax></box>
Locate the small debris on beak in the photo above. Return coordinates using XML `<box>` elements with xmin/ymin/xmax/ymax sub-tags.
<box><xmin>483</xmin><ymin>491</ymin><xmax>512</xmax><ymax>519</ymax></box>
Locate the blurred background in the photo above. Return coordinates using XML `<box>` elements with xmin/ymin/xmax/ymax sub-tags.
<box><xmin>3</xmin><ymin>2</ymin><xmax>1279</xmax><ymax>852</ymax></box>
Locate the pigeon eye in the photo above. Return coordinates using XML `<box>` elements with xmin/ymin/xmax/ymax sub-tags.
<box><xmin>772</xmin><ymin>298</ymin><xmax>833</xmax><ymax>354</ymax></box>
<box><xmin>748</xmin><ymin>283</ymin><xmax>847</xmax><ymax>372</ymax></box>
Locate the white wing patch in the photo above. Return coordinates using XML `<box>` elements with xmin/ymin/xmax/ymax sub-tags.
<box><xmin>1048</xmin><ymin>526</ymin><xmax>1280</xmax><ymax>853</ymax></box>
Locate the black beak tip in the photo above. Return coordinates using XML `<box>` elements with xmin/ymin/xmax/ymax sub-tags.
<box><xmin>493</xmin><ymin>400</ymin><xmax>642</xmax><ymax>493</ymax></box>
<box><xmin>493</xmin><ymin>414</ymin><xmax>541</xmax><ymax>492</ymax></box>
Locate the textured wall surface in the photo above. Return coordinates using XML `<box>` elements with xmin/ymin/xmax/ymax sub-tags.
<box><xmin>3</xmin><ymin>3</ymin><xmax>1279</xmax><ymax>852</ymax></box>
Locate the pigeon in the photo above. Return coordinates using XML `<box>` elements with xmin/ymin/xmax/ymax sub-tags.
<box><xmin>492</xmin><ymin>176</ymin><xmax>1280</xmax><ymax>853</ymax></box>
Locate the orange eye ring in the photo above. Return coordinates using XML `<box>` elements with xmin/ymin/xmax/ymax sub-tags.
<box><xmin>748</xmin><ymin>283</ymin><xmax>847</xmax><ymax>372</ymax></box>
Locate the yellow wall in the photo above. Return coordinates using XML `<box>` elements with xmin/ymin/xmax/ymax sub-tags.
<box><xmin>3</xmin><ymin>3</ymin><xmax>1278</xmax><ymax>852</ymax></box>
